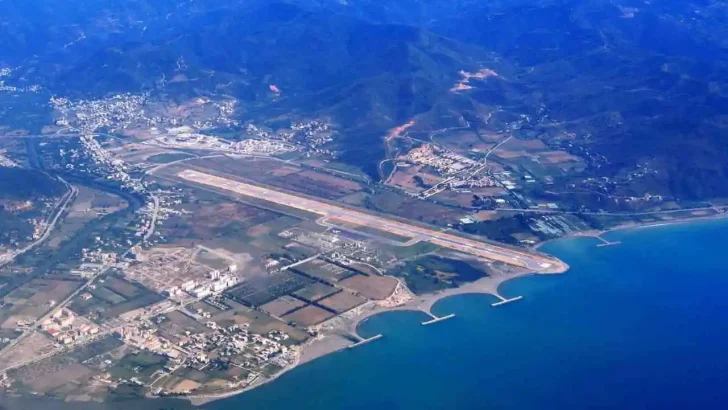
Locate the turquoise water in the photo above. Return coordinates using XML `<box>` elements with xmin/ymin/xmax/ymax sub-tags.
<box><xmin>208</xmin><ymin>220</ymin><xmax>728</xmax><ymax>409</ymax></box>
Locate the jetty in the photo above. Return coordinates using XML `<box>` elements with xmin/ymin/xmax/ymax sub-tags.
<box><xmin>348</xmin><ymin>334</ymin><xmax>383</xmax><ymax>349</ymax></box>
<box><xmin>421</xmin><ymin>313</ymin><xmax>456</xmax><ymax>326</ymax></box>
<box><xmin>491</xmin><ymin>295</ymin><xmax>523</xmax><ymax>307</ymax></box>
<box><xmin>595</xmin><ymin>236</ymin><xmax>621</xmax><ymax>247</ymax></box>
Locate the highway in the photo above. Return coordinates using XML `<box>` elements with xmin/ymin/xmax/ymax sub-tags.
<box><xmin>177</xmin><ymin>170</ymin><xmax>566</xmax><ymax>272</ymax></box>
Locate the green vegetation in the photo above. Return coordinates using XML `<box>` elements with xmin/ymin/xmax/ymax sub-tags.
<box><xmin>0</xmin><ymin>208</ymin><xmax>34</xmax><ymax>246</ymax></box>
<box><xmin>69</xmin><ymin>275</ymin><xmax>163</xmax><ymax>320</ymax></box>
<box><xmin>460</xmin><ymin>215</ymin><xmax>535</xmax><ymax>244</ymax></box>
<box><xmin>388</xmin><ymin>241</ymin><xmax>441</xmax><ymax>260</ymax></box>
<box><xmin>0</xmin><ymin>168</ymin><xmax>65</xmax><ymax>199</ymax></box>
<box><xmin>146</xmin><ymin>152</ymin><xmax>194</xmax><ymax>164</ymax></box>
<box><xmin>294</xmin><ymin>282</ymin><xmax>338</xmax><ymax>302</ymax></box>
<box><xmin>393</xmin><ymin>255</ymin><xmax>487</xmax><ymax>295</ymax></box>
<box><xmin>108</xmin><ymin>351</ymin><xmax>168</xmax><ymax>382</ymax></box>
<box><xmin>67</xmin><ymin>336</ymin><xmax>124</xmax><ymax>362</ymax></box>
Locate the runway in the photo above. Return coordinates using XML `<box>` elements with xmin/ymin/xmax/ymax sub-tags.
<box><xmin>177</xmin><ymin>169</ymin><xmax>565</xmax><ymax>272</ymax></box>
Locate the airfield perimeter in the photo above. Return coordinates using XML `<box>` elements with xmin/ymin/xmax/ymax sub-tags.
<box><xmin>177</xmin><ymin>169</ymin><xmax>566</xmax><ymax>273</ymax></box>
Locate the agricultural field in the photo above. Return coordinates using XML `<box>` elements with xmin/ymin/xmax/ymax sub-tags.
<box><xmin>385</xmin><ymin>164</ymin><xmax>443</xmax><ymax>194</ymax></box>
<box><xmin>106</xmin><ymin>350</ymin><xmax>169</xmax><ymax>384</ymax></box>
<box><xmin>0</xmin><ymin>278</ymin><xmax>82</xmax><ymax>328</ymax></box>
<box><xmin>293</xmin><ymin>283</ymin><xmax>339</xmax><ymax>302</ymax></box>
<box><xmin>317</xmin><ymin>291</ymin><xmax>367</xmax><ymax>313</ymax></box>
<box><xmin>208</xmin><ymin>299</ymin><xmax>308</xmax><ymax>343</ymax></box>
<box><xmin>162</xmin><ymin>364</ymin><xmax>250</xmax><ymax>394</ymax></box>
<box><xmin>281</xmin><ymin>305</ymin><xmax>334</xmax><ymax>327</ymax></box>
<box><xmin>46</xmin><ymin>186</ymin><xmax>128</xmax><ymax>249</ymax></box>
<box><xmin>362</xmin><ymin>189</ymin><xmax>463</xmax><ymax>226</ymax></box>
<box><xmin>224</xmin><ymin>271</ymin><xmax>313</xmax><ymax>307</ymax></box>
<box><xmin>156</xmin><ymin>311</ymin><xmax>211</xmax><ymax>343</ymax></box>
<box><xmin>339</xmin><ymin>274</ymin><xmax>398</xmax><ymax>300</ymax></box>
<box><xmin>68</xmin><ymin>275</ymin><xmax>163</xmax><ymax>321</ymax></box>
<box><xmin>291</xmin><ymin>259</ymin><xmax>356</xmax><ymax>284</ymax></box>
<box><xmin>260</xmin><ymin>296</ymin><xmax>306</xmax><ymax>317</ymax></box>
<box><xmin>0</xmin><ymin>331</ymin><xmax>56</xmax><ymax>371</ymax></box>
<box><xmin>10</xmin><ymin>360</ymin><xmax>95</xmax><ymax>396</ymax></box>
<box><xmin>5</xmin><ymin>336</ymin><xmax>123</xmax><ymax>399</ymax></box>
<box><xmin>160</xmin><ymin>195</ymin><xmax>279</xmax><ymax>245</ymax></box>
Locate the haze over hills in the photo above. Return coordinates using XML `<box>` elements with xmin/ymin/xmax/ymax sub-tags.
<box><xmin>2</xmin><ymin>0</ymin><xmax>728</xmax><ymax>198</ymax></box>
<box><xmin>2</xmin><ymin>0</ymin><xmax>517</xmax><ymax>176</ymax></box>
<box><xmin>320</xmin><ymin>0</ymin><xmax>728</xmax><ymax>198</ymax></box>
<box><xmin>3</xmin><ymin>1</ymin><xmax>728</xmax><ymax>404</ymax></box>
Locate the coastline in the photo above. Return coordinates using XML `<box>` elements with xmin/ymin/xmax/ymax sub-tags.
<box><xmin>534</xmin><ymin>210</ymin><xmax>728</xmax><ymax>250</ymax></box>
<box><xmin>182</xmin><ymin>212</ymin><xmax>727</xmax><ymax>407</ymax></box>
<box><xmin>188</xmin><ymin>263</ymin><xmax>564</xmax><ymax>406</ymax></box>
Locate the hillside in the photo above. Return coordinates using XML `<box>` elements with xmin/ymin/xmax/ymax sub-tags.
<box><xmin>3</xmin><ymin>1</ymin><xmax>516</xmax><ymax>176</ymax></box>
<box><xmin>2</xmin><ymin>0</ymin><xmax>728</xmax><ymax>199</ymax></box>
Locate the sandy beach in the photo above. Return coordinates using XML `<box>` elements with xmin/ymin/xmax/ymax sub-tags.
<box><xmin>534</xmin><ymin>211</ymin><xmax>728</xmax><ymax>251</ymax></box>
<box><xmin>188</xmin><ymin>261</ymin><xmax>565</xmax><ymax>406</ymax></box>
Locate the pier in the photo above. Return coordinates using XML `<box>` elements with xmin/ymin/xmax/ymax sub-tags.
<box><xmin>491</xmin><ymin>295</ymin><xmax>523</xmax><ymax>307</ymax></box>
<box><xmin>595</xmin><ymin>236</ymin><xmax>621</xmax><ymax>247</ymax></box>
<box><xmin>348</xmin><ymin>334</ymin><xmax>383</xmax><ymax>349</ymax></box>
<box><xmin>421</xmin><ymin>313</ymin><xmax>456</xmax><ymax>326</ymax></box>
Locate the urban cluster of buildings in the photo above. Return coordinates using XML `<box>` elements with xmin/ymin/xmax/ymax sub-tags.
<box><xmin>180</xmin><ymin>325</ymin><xmax>291</xmax><ymax>369</ymax></box>
<box><xmin>51</xmin><ymin>94</ymin><xmax>150</xmax><ymax>133</ymax></box>
<box><xmin>61</xmin><ymin>132</ymin><xmax>184</xmax><ymax>246</ymax></box>
<box><xmin>231</xmin><ymin>138</ymin><xmax>296</xmax><ymax>155</ymax></box>
<box><xmin>246</xmin><ymin>120</ymin><xmax>335</xmax><ymax>157</ymax></box>
<box><xmin>401</xmin><ymin>144</ymin><xmax>479</xmax><ymax>177</ymax></box>
<box><xmin>0</xmin><ymin>73</ymin><xmax>41</xmax><ymax>94</ymax></box>
<box><xmin>165</xmin><ymin>266</ymin><xmax>240</xmax><ymax>300</ymax></box>
<box><xmin>0</xmin><ymin>151</ymin><xmax>18</xmax><ymax>168</ymax></box>
<box><xmin>114</xmin><ymin>313</ymin><xmax>296</xmax><ymax>396</ymax></box>
<box><xmin>116</xmin><ymin>321</ymin><xmax>169</xmax><ymax>353</ymax></box>
<box><xmin>146</xmin><ymin>127</ymin><xmax>296</xmax><ymax>156</ymax></box>
<box><xmin>289</xmin><ymin>120</ymin><xmax>334</xmax><ymax>150</ymax></box>
<box><xmin>50</xmin><ymin>93</ymin><xmax>242</xmax><ymax>136</ymax></box>
<box><xmin>449</xmin><ymin>175</ymin><xmax>497</xmax><ymax>189</ymax></box>
<box><xmin>64</xmin><ymin>135</ymin><xmax>147</xmax><ymax>193</ymax></box>
<box><xmin>40</xmin><ymin>309</ymin><xmax>100</xmax><ymax>345</ymax></box>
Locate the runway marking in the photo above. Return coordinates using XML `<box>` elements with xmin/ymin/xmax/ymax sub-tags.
<box><xmin>176</xmin><ymin>169</ymin><xmax>562</xmax><ymax>271</ymax></box>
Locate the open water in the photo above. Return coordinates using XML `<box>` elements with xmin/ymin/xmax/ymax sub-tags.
<box><xmin>208</xmin><ymin>219</ymin><xmax>728</xmax><ymax>409</ymax></box>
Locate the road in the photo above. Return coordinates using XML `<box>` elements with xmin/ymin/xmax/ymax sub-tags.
<box><xmin>0</xmin><ymin>225</ymin><xmax>153</xmax><ymax>371</ymax></box>
<box><xmin>0</xmin><ymin>177</ymin><xmax>78</xmax><ymax>268</ymax></box>
<box><xmin>0</xmin><ymin>257</ymin><xmax>119</xmax><ymax>365</ymax></box>
<box><xmin>0</xmin><ymin>298</ymin><xmax>180</xmax><ymax>373</ymax></box>
<box><xmin>418</xmin><ymin>135</ymin><xmax>511</xmax><ymax>199</ymax></box>
<box><xmin>483</xmin><ymin>135</ymin><xmax>512</xmax><ymax>168</ymax></box>
<box><xmin>177</xmin><ymin>169</ymin><xmax>565</xmax><ymax>272</ymax></box>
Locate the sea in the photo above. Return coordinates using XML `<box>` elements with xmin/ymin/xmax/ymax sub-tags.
<box><xmin>204</xmin><ymin>219</ymin><xmax>728</xmax><ymax>410</ymax></box>
<box><xmin>4</xmin><ymin>219</ymin><xmax>727</xmax><ymax>410</ymax></box>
